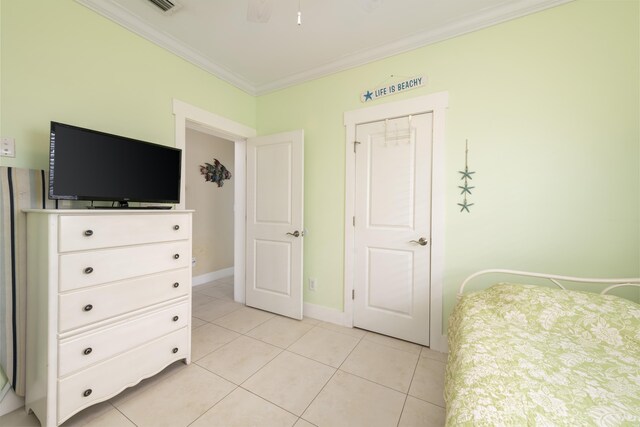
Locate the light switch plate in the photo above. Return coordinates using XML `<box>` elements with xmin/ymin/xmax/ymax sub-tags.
<box><xmin>1</xmin><ymin>137</ymin><xmax>16</xmax><ymax>157</ymax></box>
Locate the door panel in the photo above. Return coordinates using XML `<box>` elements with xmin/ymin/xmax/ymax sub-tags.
<box><xmin>254</xmin><ymin>240</ymin><xmax>291</xmax><ymax>295</ymax></box>
<box><xmin>367</xmin><ymin>248</ymin><xmax>413</xmax><ymax>315</ymax></box>
<box><xmin>246</xmin><ymin>130</ymin><xmax>304</xmax><ymax>319</ymax></box>
<box><xmin>353</xmin><ymin>114</ymin><xmax>432</xmax><ymax>345</ymax></box>
<box><xmin>256</xmin><ymin>142</ymin><xmax>292</xmax><ymax>224</ymax></box>
<box><xmin>369</xmin><ymin>138</ymin><xmax>415</xmax><ymax>228</ymax></box>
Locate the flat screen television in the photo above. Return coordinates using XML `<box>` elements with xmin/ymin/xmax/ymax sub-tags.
<box><xmin>49</xmin><ymin>121</ymin><xmax>182</xmax><ymax>207</ymax></box>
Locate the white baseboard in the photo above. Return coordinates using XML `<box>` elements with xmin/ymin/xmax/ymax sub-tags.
<box><xmin>0</xmin><ymin>387</ymin><xmax>24</xmax><ymax>417</ymax></box>
<box><xmin>430</xmin><ymin>334</ymin><xmax>449</xmax><ymax>353</ymax></box>
<box><xmin>192</xmin><ymin>267</ymin><xmax>234</xmax><ymax>287</ymax></box>
<box><xmin>302</xmin><ymin>302</ymin><xmax>448</xmax><ymax>352</ymax></box>
<box><xmin>303</xmin><ymin>302</ymin><xmax>349</xmax><ymax>326</ymax></box>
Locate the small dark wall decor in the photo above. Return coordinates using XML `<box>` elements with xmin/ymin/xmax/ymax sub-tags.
<box><xmin>200</xmin><ymin>159</ymin><xmax>232</xmax><ymax>187</ymax></box>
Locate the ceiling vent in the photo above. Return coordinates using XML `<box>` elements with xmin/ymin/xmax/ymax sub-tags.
<box><xmin>146</xmin><ymin>0</ymin><xmax>181</xmax><ymax>14</ymax></box>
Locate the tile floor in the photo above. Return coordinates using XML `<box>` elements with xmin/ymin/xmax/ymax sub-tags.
<box><xmin>0</xmin><ymin>277</ymin><xmax>447</xmax><ymax>427</ymax></box>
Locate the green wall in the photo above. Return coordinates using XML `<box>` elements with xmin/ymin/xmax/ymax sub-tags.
<box><xmin>257</xmin><ymin>0</ymin><xmax>640</xmax><ymax>326</ymax></box>
<box><xmin>1</xmin><ymin>0</ymin><xmax>638</xmax><ymax>332</ymax></box>
<box><xmin>0</xmin><ymin>0</ymin><xmax>256</xmax><ymax>170</ymax></box>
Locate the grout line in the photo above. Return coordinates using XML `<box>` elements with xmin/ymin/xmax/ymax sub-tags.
<box><xmin>238</xmin><ymin>386</ymin><xmax>302</xmax><ymax>420</ymax></box>
<box><xmin>397</xmin><ymin>394</ymin><xmax>409</xmax><ymax>427</ymax></box>
<box><xmin>294</xmin><ymin>328</ymin><xmax>367</xmax><ymax>418</ymax></box>
<box><xmin>396</xmin><ymin>350</ymin><xmax>422</xmax><ymax>427</ymax></box>
<box><xmin>185</xmin><ymin>384</ymin><xmax>239</xmax><ymax>427</ymax></box>
<box><xmin>112</xmin><ymin>404</ymin><xmax>139</xmax><ymax>427</ymax></box>
<box><xmin>192</xmin><ymin>294</ymin><xmax>440</xmax><ymax>423</ymax></box>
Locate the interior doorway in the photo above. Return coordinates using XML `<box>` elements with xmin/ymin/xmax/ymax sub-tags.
<box><xmin>173</xmin><ymin>99</ymin><xmax>256</xmax><ymax>304</ymax></box>
<box><xmin>173</xmin><ymin>99</ymin><xmax>305</xmax><ymax>317</ymax></box>
<box><xmin>343</xmin><ymin>92</ymin><xmax>449</xmax><ymax>352</ymax></box>
<box><xmin>352</xmin><ymin>113</ymin><xmax>433</xmax><ymax>345</ymax></box>
<box><xmin>185</xmin><ymin>130</ymin><xmax>235</xmax><ymax>286</ymax></box>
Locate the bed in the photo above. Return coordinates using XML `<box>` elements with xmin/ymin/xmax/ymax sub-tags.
<box><xmin>445</xmin><ymin>270</ymin><xmax>640</xmax><ymax>426</ymax></box>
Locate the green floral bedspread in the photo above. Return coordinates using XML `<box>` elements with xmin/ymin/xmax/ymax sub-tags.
<box><xmin>445</xmin><ymin>284</ymin><xmax>640</xmax><ymax>426</ymax></box>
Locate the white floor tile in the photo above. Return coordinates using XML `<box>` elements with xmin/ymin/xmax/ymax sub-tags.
<box><xmin>243</xmin><ymin>351</ymin><xmax>335</xmax><ymax>416</ymax></box>
<box><xmin>316</xmin><ymin>322</ymin><xmax>366</xmax><ymax>338</ymax></box>
<box><xmin>113</xmin><ymin>364</ymin><xmax>235</xmax><ymax>427</ymax></box>
<box><xmin>421</xmin><ymin>347</ymin><xmax>448</xmax><ymax>363</ymax></box>
<box><xmin>190</xmin><ymin>388</ymin><xmax>297</xmax><ymax>427</ymax></box>
<box><xmin>409</xmin><ymin>356</ymin><xmax>446</xmax><ymax>407</ymax></box>
<box><xmin>288</xmin><ymin>327</ymin><xmax>360</xmax><ymax>367</ymax></box>
<box><xmin>192</xmin><ymin>299</ymin><xmax>243</xmax><ymax>322</ymax></box>
<box><xmin>191</xmin><ymin>323</ymin><xmax>241</xmax><ymax>361</ymax></box>
<box><xmin>246</xmin><ymin>316</ymin><xmax>314</xmax><ymax>348</ymax></box>
<box><xmin>197</xmin><ymin>336</ymin><xmax>282</xmax><ymax>384</ymax></box>
<box><xmin>213</xmin><ymin>307</ymin><xmax>275</xmax><ymax>334</ymax></box>
<box><xmin>340</xmin><ymin>339</ymin><xmax>419</xmax><ymax>392</ymax></box>
<box><xmin>63</xmin><ymin>403</ymin><xmax>135</xmax><ymax>427</ymax></box>
<box><xmin>302</xmin><ymin>370</ymin><xmax>405</xmax><ymax>427</ymax></box>
<box><xmin>399</xmin><ymin>396</ymin><xmax>445</xmax><ymax>427</ymax></box>
<box><xmin>363</xmin><ymin>332</ymin><xmax>422</xmax><ymax>355</ymax></box>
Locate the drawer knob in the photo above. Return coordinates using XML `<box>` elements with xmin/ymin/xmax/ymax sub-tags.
<box><xmin>84</xmin><ymin>229</ymin><xmax>94</xmax><ymax>237</ymax></box>
<box><xmin>172</xmin><ymin>315</ymin><xmax>179</xmax><ymax>322</ymax></box>
<box><xmin>173</xmin><ymin>225</ymin><xmax>180</xmax><ymax>230</ymax></box>
<box><xmin>83</xmin><ymin>304</ymin><xmax>93</xmax><ymax>312</ymax></box>
<box><xmin>84</xmin><ymin>267</ymin><xmax>94</xmax><ymax>274</ymax></box>
<box><xmin>172</xmin><ymin>347</ymin><xmax>179</xmax><ymax>354</ymax></box>
<box><xmin>173</xmin><ymin>254</ymin><xmax>180</xmax><ymax>260</ymax></box>
<box><xmin>83</xmin><ymin>347</ymin><xmax>93</xmax><ymax>355</ymax></box>
<box><xmin>83</xmin><ymin>389</ymin><xmax>92</xmax><ymax>397</ymax></box>
<box><xmin>173</xmin><ymin>282</ymin><xmax>180</xmax><ymax>288</ymax></box>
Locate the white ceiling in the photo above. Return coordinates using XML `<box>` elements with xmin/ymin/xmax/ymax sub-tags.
<box><xmin>77</xmin><ymin>0</ymin><xmax>571</xmax><ymax>95</ymax></box>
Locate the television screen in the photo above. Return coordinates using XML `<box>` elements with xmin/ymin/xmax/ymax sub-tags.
<box><xmin>49</xmin><ymin>122</ymin><xmax>181</xmax><ymax>205</ymax></box>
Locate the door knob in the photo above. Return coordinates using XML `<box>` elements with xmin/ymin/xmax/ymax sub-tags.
<box><xmin>286</xmin><ymin>231</ymin><xmax>300</xmax><ymax>238</ymax></box>
<box><xmin>409</xmin><ymin>237</ymin><xmax>428</xmax><ymax>246</ymax></box>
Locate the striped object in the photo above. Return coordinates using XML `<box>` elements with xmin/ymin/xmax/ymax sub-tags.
<box><xmin>0</xmin><ymin>167</ymin><xmax>51</xmax><ymax>397</ymax></box>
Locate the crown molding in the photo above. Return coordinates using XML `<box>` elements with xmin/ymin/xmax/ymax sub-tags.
<box><xmin>77</xmin><ymin>0</ymin><xmax>573</xmax><ymax>97</ymax></box>
<box><xmin>76</xmin><ymin>0</ymin><xmax>258</xmax><ymax>95</ymax></box>
<box><xmin>255</xmin><ymin>0</ymin><xmax>574</xmax><ymax>95</ymax></box>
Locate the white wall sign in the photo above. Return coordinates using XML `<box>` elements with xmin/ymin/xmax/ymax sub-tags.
<box><xmin>360</xmin><ymin>75</ymin><xmax>426</xmax><ymax>103</ymax></box>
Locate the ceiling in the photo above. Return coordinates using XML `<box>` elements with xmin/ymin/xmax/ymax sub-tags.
<box><xmin>77</xmin><ymin>0</ymin><xmax>571</xmax><ymax>95</ymax></box>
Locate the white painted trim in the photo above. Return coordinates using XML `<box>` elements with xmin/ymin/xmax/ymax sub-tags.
<box><xmin>76</xmin><ymin>0</ymin><xmax>256</xmax><ymax>95</ymax></box>
<box><xmin>77</xmin><ymin>0</ymin><xmax>572</xmax><ymax>96</ymax></box>
<box><xmin>191</xmin><ymin>267</ymin><xmax>235</xmax><ymax>287</ymax></box>
<box><xmin>173</xmin><ymin>99</ymin><xmax>256</xmax><ymax>304</ymax></box>
<box><xmin>234</xmin><ymin>142</ymin><xmax>247</xmax><ymax>304</ymax></box>
<box><xmin>303</xmin><ymin>302</ymin><xmax>349</xmax><ymax>326</ymax></box>
<box><xmin>0</xmin><ymin>387</ymin><xmax>24</xmax><ymax>417</ymax></box>
<box><xmin>343</xmin><ymin>92</ymin><xmax>449</xmax><ymax>352</ymax></box>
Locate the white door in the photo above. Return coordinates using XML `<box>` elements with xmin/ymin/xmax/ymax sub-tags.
<box><xmin>246</xmin><ymin>130</ymin><xmax>304</xmax><ymax>319</ymax></box>
<box><xmin>353</xmin><ymin>113</ymin><xmax>432</xmax><ymax>345</ymax></box>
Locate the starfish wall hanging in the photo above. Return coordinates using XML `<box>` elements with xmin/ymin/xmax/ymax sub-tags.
<box><xmin>457</xmin><ymin>139</ymin><xmax>475</xmax><ymax>213</ymax></box>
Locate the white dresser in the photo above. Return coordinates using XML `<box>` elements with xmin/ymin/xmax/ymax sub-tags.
<box><xmin>24</xmin><ymin>210</ymin><xmax>193</xmax><ymax>426</ymax></box>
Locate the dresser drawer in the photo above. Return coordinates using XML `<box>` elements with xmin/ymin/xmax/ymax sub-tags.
<box><xmin>58</xmin><ymin>241</ymin><xmax>190</xmax><ymax>292</ymax></box>
<box><xmin>58</xmin><ymin>302</ymin><xmax>189</xmax><ymax>377</ymax></box>
<box><xmin>58</xmin><ymin>214</ymin><xmax>189</xmax><ymax>252</ymax></box>
<box><xmin>57</xmin><ymin>327</ymin><xmax>189</xmax><ymax>424</ymax></box>
<box><xmin>58</xmin><ymin>269</ymin><xmax>190</xmax><ymax>332</ymax></box>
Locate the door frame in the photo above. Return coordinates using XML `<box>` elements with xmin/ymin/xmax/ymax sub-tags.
<box><xmin>173</xmin><ymin>99</ymin><xmax>256</xmax><ymax>304</ymax></box>
<box><xmin>343</xmin><ymin>92</ymin><xmax>448</xmax><ymax>352</ymax></box>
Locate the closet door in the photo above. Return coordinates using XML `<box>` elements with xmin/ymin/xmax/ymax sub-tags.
<box><xmin>353</xmin><ymin>114</ymin><xmax>432</xmax><ymax>345</ymax></box>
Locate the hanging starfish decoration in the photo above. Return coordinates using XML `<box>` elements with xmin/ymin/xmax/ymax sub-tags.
<box><xmin>458</xmin><ymin>183</ymin><xmax>475</xmax><ymax>195</ymax></box>
<box><xmin>458</xmin><ymin>139</ymin><xmax>475</xmax><ymax>213</ymax></box>
<box><xmin>458</xmin><ymin>198</ymin><xmax>474</xmax><ymax>213</ymax></box>
<box><xmin>458</xmin><ymin>167</ymin><xmax>475</xmax><ymax>180</ymax></box>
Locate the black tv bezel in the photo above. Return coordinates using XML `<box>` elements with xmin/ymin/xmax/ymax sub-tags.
<box><xmin>49</xmin><ymin>121</ymin><xmax>182</xmax><ymax>205</ymax></box>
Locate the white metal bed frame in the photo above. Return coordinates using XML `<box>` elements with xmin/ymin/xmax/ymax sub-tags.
<box><xmin>458</xmin><ymin>269</ymin><xmax>640</xmax><ymax>301</ymax></box>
